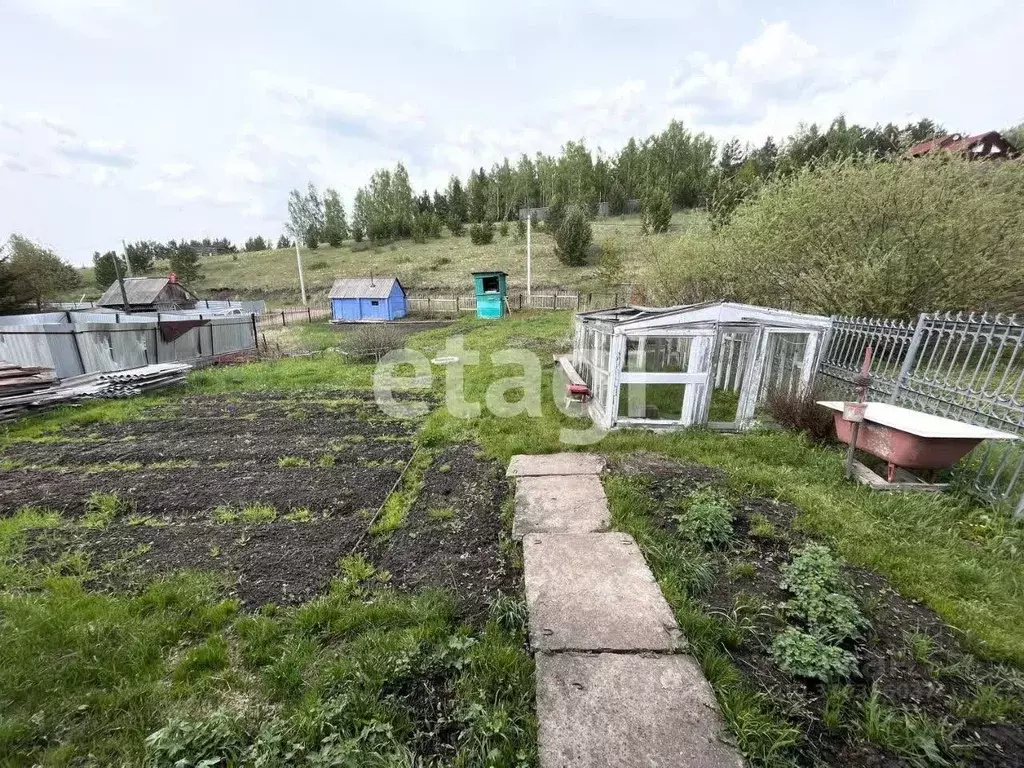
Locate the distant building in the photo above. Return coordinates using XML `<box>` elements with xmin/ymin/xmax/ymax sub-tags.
<box><xmin>329</xmin><ymin>277</ymin><xmax>407</xmax><ymax>322</ymax></box>
<box><xmin>97</xmin><ymin>275</ymin><xmax>198</xmax><ymax>311</ymax></box>
<box><xmin>909</xmin><ymin>131</ymin><xmax>1020</xmax><ymax>160</ymax></box>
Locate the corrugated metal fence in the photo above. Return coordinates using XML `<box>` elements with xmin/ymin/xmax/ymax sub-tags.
<box><xmin>817</xmin><ymin>312</ymin><xmax>1024</xmax><ymax>514</ymax></box>
<box><xmin>0</xmin><ymin>315</ymin><xmax>257</xmax><ymax>379</ymax></box>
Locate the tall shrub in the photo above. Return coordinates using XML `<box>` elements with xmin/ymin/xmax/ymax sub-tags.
<box><xmin>554</xmin><ymin>204</ymin><xmax>592</xmax><ymax>266</ymax></box>
<box><xmin>641</xmin><ymin>188</ymin><xmax>672</xmax><ymax>234</ymax></box>
<box><xmin>645</xmin><ymin>155</ymin><xmax>1024</xmax><ymax>317</ymax></box>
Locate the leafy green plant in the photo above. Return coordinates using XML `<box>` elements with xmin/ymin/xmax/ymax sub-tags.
<box><xmin>779</xmin><ymin>543</ymin><xmax>867</xmax><ymax>643</ymax></box>
<box><xmin>672</xmin><ymin>489</ymin><xmax>733</xmax><ymax>549</ymax></box>
<box><xmin>770</xmin><ymin>627</ymin><xmax>859</xmax><ymax>682</ymax></box>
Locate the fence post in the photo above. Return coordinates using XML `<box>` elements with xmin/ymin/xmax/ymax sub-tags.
<box><xmin>281</xmin><ymin>310</ymin><xmax>287</xmax><ymax>326</ymax></box>
<box><xmin>889</xmin><ymin>313</ymin><xmax>927</xmax><ymax>404</ymax></box>
<box><xmin>307</xmin><ymin>307</ymin><xmax>312</xmax><ymax>323</ymax></box>
<box><xmin>456</xmin><ymin>296</ymin><xmax>460</xmax><ymax>313</ymax></box>
<box><xmin>250</xmin><ymin>313</ymin><xmax>258</xmax><ymax>353</ymax></box>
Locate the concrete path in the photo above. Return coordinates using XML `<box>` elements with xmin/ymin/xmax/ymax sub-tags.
<box><xmin>509</xmin><ymin>453</ymin><xmax>743</xmax><ymax>768</ymax></box>
<box><xmin>512</xmin><ymin>475</ymin><xmax>609</xmax><ymax>539</ymax></box>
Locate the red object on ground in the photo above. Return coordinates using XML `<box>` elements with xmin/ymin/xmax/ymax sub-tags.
<box><xmin>831</xmin><ymin>414</ymin><xmax>983</xmax><ymax>470</ymax></box>
<box><xmin>568</xmin><ymin>384</ymin><xmax>591</xmax><ymax>399</ymax></box>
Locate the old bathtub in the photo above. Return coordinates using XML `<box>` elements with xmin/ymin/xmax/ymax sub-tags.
<box><xmin>817</xmin><ymin>401</ymin><xmax>1017</xmax><ymax>471</ymax></box>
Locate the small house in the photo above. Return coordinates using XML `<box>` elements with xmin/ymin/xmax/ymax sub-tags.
<box><xmin>329</xmin><ymin>277</ymin><xmax>407</xmax><ymax>322</ymax></box>
<box><xmin>97</xmin><ymin>275</ymin><xmax>198</xmax><ymax>311</ymax></box>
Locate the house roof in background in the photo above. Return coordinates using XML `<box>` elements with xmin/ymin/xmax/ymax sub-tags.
<box><xmin>328</xmin><ymin>277</ymin><xmax>404</xmax><ymax>300</ymax></box>
<box><xmin>97</xmin><ymin>277</ymin><xmax>179</xmax><ymax>307</ymax></box>
<box><xmin>909</xmin><ymin>131</ymin><xmax>1019</xmax><ymax>158</ymax></box>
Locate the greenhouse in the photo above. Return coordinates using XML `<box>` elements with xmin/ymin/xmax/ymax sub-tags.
<box><xmin>569</xmin><ymin>302</ymin><xmax>832</xmax><ymax>430</ymax></box>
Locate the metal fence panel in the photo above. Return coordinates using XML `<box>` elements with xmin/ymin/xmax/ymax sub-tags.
<box><xmin>819</xmin><ymin>312</ymin><xmax>1024</xmax><ymax>513</ymax></box>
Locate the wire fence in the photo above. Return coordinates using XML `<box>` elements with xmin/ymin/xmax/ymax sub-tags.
<box><xmin>255</xmin><ymin>304</ymin><xmax>332</xmax><ymax>328</ymax></box>
<box><xmin>817</xmin><ymin>312</ymin><xmax>1024</xmax><ymax>514</ymax></box>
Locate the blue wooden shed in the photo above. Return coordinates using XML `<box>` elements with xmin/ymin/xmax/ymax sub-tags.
<box><xmin>329</xmin><ymin>277</ymin><xmax>407</xmax><ymax>322</ymax></box>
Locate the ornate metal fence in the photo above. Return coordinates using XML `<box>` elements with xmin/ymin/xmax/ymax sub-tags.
<box><xmin>817</xmin><ymin>312</ymin><xmax>1024</xmax><ymax>515</ymax></box>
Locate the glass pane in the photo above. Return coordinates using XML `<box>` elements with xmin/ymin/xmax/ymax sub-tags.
<box><xmin>618</xmin><ymin>383</ymin><xmax>685</xmax><ymax>420</ymax></box>
<box><xmin>760</xmin><ymin>333</ymin><xmax>809</xmax><ymax>400</ymax></box>
<box><xmin>623</xmin><ymin>336</ymin><xmax>692</xmax><ymax>372</ymax></box>
<box><xmin>709</xmin><ymin>331</ymin><xmax>755</xmax><ymax>422</ymax></box>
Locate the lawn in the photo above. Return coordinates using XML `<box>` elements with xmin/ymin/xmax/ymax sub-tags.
<box><xmin>2</xmin><ymin>311</ymin><xmax>1023</xmax><ymax>766</ymax></box>
<box><xmin>68</xmin><ymin>211</ymin><xmax>708</xmax><ymax>304</ymax></box>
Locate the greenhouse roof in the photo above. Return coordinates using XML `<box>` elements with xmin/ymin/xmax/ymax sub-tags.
<box><xmin>576</xmin><ymin>301</ymin><xmax>831</xmax><ymax>330</ymax></box>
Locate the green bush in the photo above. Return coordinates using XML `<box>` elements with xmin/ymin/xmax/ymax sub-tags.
<box><xmin>672</xmin><ymin>489</ymin><xmax>733</xmax><ymax>549</ymax></box>
<box><xmin>447</xmin><ymin>216</ymin><xmax>465</xmax><ymax>237</ymax></box>
<box><xmin>641</xmin><ymin>188</ymin><xmax>672</xmax><ymax>234</ymax></box>
<box><xmin>515</xmin><ymin>217</ymin><xmax>526</xmax><ymax>240</ymax></box>
<box><xmin>351</xmin><ymin>224</ymin><xmax>364</xmax><ymax>243</ymax></box>
<box><xmin>499</xmin><ymin>220</ymin><xmax>509</xmax><ymax>237</ymax></box>
<box><xmin>645</xmin><ymin>154</ymin><xmax>1024</xmax><ymax>316</ymax></box>
<box><xmin>553</xmin><ymin>204</ymin><xmax>592</xmax><ymax>266</ymax></box>
<box><xmin>469</xmin><ymin>222</ymin><xmax>494</xmax><ymax>245</ymax></box>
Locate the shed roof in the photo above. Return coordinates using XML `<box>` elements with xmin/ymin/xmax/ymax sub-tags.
<box><xmin>328</xmin><ymin>277</ymin><xmax>404</xmax><ymax>300</ymax></box>
<box><xmin>97</xmin><ymin>277</ymin><xmax>184</xmax><ymax>307</ymax></box>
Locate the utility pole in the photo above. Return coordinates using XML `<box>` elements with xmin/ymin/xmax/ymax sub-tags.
<box><xmin>526</xmin><ymin>216</ymin><xmax>532</xmax><ymax>307</ymax></box>
<box><xmin>111</xmin><ymin>249</ymin><xmax>130</xmax><ymax>312</ymax></box>
<box><xmin>295</xmin><ymin>240</ymin><xmax>308</xmax><ymax>306</ymax></box>
<box><xmin>122</xmin><ymin>239</ymin><xmax>133</xmax><ymax>277</ymax></box>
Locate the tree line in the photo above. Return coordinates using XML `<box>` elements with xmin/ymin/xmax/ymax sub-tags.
<box><xmin>284</xmin><ymin>114</ymin><xmax>949</xmax><ymax>249</ymax></box>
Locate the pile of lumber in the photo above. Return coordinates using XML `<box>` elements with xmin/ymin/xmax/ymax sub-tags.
<box><xmin>0</xmin><ymin>362</ymin><xmax>191</xmax><ymax>422</ymax></box>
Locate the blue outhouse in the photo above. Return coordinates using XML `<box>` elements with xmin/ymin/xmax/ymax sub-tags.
<box><xmin>472</xmin><ymin>271</ymin><xmax>507</xmax><ymax>319</ymax></box>
<box><xmin>329</xmin><ymin>277</ymin><xmax>407</xmax><ymax>322</ymax></box>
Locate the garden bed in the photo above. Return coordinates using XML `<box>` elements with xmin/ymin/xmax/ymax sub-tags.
<box><xmin>610</xmin><ymin>453</ymin><xmax>1024</xmax><ymax>767</ymax></box>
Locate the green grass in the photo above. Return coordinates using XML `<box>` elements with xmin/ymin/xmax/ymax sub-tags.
<box><xmin>370</xmin><ymin>449</ymin><xmax>434</xmax><ymax>535</ymax></box>
<box><xmin>211</xmin><ymin>504</ymin><xmax>278</xmax><ymax>524</ymax></box>
<box><xmin>83</xmin><ymin>491</ymin><xmax>131</xmax><ymax>528</ymax></box>
<box><xmin>67</xmin><ymin>212</ymin><xmax>706</xmax><ymax>303</ymax></box>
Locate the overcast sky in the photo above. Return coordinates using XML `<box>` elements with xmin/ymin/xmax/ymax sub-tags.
<box><xmin>1</xmin><ymin>0</ymin><xmax>1020</xmax><ymax>265</ymax></box>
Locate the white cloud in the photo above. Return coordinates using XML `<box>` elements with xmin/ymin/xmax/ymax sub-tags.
<box><xmin>15</xmin><ymin>0</ymin><xmax>162</xmax><ymax>37</ymax></box>
<box><xmin>159</xmin><ymin>162</ymin><xmax>194</xmax><ymax>179</ymax></box>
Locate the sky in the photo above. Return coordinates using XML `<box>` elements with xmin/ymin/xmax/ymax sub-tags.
<box><xmin>0</xmin><ymin>0</ymin><xmax>1021</xmax><ymax>265</ymax></box>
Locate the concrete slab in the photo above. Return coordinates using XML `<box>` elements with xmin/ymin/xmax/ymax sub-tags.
<box><xmin>524</xmin><ymin>533</ymin><xmax>680</xmax><ymax>651</ymax></box>
<box><xmin>536</xmin><ymin>652</ymin><xmax>743</xmax><ymax>768</ymax></box>
<box><xmin>507</xmin><ymin>453</ymin><xmax>605</xmax><ymax>478</ymax></box>
<box><xmin>513</xmin><ymin>475</ymin><xmax>610</xmax><ymax>539</ymax></box>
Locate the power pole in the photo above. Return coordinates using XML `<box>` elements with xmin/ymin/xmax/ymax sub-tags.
<box><xmin>111</xmin><ymin>250</ymin><xmax>130</xmax><ymax>312</ymax></box>
<box><xmin>526</xmin><ymin>216</ymin><xmax>532</xmax><ymax>306</ymax></box>
<box><xmin>295</xmin><ymin>240</ymin><xmax>307</xmax><ymax>306</ymax></box>
<box><xmin>122</xmin><ymin>239</ymin><xmax>133</xmax><ymax>277</ymax></box>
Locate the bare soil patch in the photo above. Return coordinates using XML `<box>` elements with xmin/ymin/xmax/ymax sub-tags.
<box><xmin>360</xmin><ymin>444</ymin><xmax>517</xmax><ymax>622</ymax></box>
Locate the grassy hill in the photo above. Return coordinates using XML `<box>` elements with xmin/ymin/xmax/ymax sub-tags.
<box><xmin>71</xmin><ymin>212</ymin><xmax>707</xmax><ymax>305</ymax></box>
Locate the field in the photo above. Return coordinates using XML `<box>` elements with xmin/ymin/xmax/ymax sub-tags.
<box><xmin>2</xmin><ymin>311</ymin><xmax>1024</xmax><ymax>766</ymax></box>
<box><xmin>69</xmin><ymin>212</ymin><xmax>707</xmax><ymax>304</ymax></box>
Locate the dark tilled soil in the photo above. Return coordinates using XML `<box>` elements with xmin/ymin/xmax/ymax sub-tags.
<box><xmin>360</xmin><ymin>444</ymin><xmax>517</xmax><ymax>623</ymax></box>
<box><xmin>28</xmin><ymin>517</ymin><xmax>367</xmax><ymax>606</ymax></box>
<box><xmin>4</xmin><ymin>393</ymin><xmax>517</xmax><ymax>619</ymax></box>
<box><xmin>616</xmin><ymin>454</ymin><xmax>1024</xmax><ymax>768</ymax></box>
<box><xmin>0</xmin><ymin>465</ymin><xmax>398</xmax><ymax>520</ymax></box>
<box><xmin>2</xmin><ymin>424</ymin><xmax>413</xmax><ymax>467</ymax></box>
